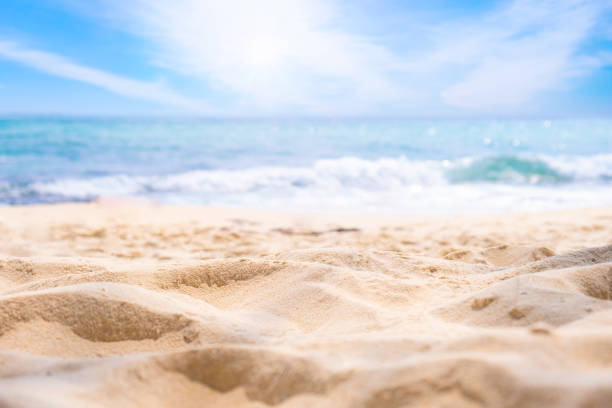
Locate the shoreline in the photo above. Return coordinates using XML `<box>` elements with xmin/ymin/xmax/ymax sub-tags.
<box><xmin>3</xmin><ymin>199</ymin><xmax>612</xmax><ymax>218</ymax></box>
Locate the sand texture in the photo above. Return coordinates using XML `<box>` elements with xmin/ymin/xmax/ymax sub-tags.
<box><xmin>0</xmin><ymin>203</ymin><xmax>611</xmax><ymax>407</ymax></box>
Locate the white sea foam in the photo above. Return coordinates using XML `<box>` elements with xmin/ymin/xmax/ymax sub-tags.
<box><xmin>542</xmin><ymin>153</ymin><xmax>612</xmax><ymax>181</ymax></box>
<box><xmin>31</xmin><ymin>156</ymin><xmax>448</xmax><ymax>197</ymax></box>
<box><xmin>10</xmin><ymin>154</ymin><xmax>611</xmax><ymax>213</ymax></box>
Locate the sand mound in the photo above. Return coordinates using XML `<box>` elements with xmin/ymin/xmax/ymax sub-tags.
<box><xmin>155</xmin><ymin>259</ymin><xmax>288</xmax><ymax>289</ymax></box>
<box><xmin>435</xmin><ymin>246</ymin><xmax>612</xmax><ymax>327</ymax></box>
<box><xmin>0</xmin><ymin>283</ymin><xmax>194</xmax><ymax>342</ymax></box>
<box><xmin>0</xmin><ymin>204</ymin><xmax>611</xmax><ymax>407</ymax></box>
<box><xmin>481</xmin><ymin>244</ymin><xmax>555</xmax><ymax>266</ymax></box>
<box><xmin>505</xmin><ymin>244</ymin><xmax>612</xmax><ymax>276</ymax></box>
<box><xmin>156</xmin><ymin>347</ymin><xmax>348</xmax><ymax>405</ymax></box>
<box><xmin>434</xmin><ymin>265</ymin><xmax>612</xmax><ymax>327</ymax></box>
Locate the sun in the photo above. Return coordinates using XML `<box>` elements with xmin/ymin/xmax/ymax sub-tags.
<box><xmin>245</xmin><ymin>36</ymin><xmax>286</xmax><ymax>69</ymax></box>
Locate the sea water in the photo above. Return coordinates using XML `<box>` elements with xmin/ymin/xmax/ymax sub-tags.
<box><xmin>1</xmin><ymin>117</ymin><xmax>611</xmax><ymax>213</ymax></box>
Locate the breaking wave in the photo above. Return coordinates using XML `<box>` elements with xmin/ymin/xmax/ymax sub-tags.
<box><xmin>2</xmin><ymin>154</ymin><xmax>612</xmax><ymax>209</ymax></box>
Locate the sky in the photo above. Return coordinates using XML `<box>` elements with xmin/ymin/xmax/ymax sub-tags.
<box><xmin>0</xmin><ymin>0</ymin><xmax>611</xmax><ymax>117</ymax></box>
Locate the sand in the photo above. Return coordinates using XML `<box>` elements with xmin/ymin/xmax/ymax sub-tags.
<box><xmin>0</xmin><ymin>202</ymin><xmax>611</xmax><ymax>407</ymax></box>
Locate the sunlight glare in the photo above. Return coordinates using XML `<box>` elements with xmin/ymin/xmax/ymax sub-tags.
<box><xmin>246</xmin><ymin>36</ymin><xmax>287</xmax><ymax>69</ymax></box>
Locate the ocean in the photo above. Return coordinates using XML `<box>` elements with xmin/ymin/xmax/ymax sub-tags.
<box><xmin>1</xmin><ymin>117</ymin><xmax>611</xmax><ymax>213</ymax></box>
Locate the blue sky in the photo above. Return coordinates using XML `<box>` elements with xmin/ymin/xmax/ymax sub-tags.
<box><xmin>0</xmin><ymin>0</ymin><xmax>611</xmax><ymax>116</ymax></box>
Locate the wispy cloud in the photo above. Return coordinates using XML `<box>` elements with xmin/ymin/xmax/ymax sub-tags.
<box><xmin>89</xmin><ymin>0</ymin><xmax>610</xmax><ymax>115</ymax></box>
<box><xmin>439</xmin><ymin>0</ymin><xmax>609</xmax><ymax>109</ymax></box>
<box><xmin>0</xmin><ymin>40</ymin><xmax>210</xmax><ymax>112</ymax></box>
<box><xmin>8</xmin><ymin>0</ymin><xmax>612</xmax><ymax>115</ymax></box>
<box><xmin>97</xmin><ymin>0</ymin><xmax>407</xmax><ymax>114</ymax></box>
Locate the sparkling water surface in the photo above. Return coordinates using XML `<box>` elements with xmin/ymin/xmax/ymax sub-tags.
<box><xmin>1</xmin><ymin>118</ymin><xmax>611</xmax><ymax>212</ymax></box>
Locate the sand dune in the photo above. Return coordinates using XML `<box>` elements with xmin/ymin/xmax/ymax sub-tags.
<box><xmin>0</xmin><ymin>203</ymin><xmax>611</xmax><ymax>407</ymax></box>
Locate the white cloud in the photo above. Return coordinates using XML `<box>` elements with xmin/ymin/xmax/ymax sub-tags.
<box><xmin>9</xmin><ymin>0</ymin><xmax>612</xmax><ymax>114</ymax></box>
<box><xmin>90</xmin><ymin>0</ymin><xmax>610</xmax><ymax>114</ymax></box>
<box><xmin>439</xmin><ymin>0</ymin><xmax>607</xmax><ymax>109</ymax></box>
<box><xmin>0</xmin><ymin>40</ymin><xmax>210</xmax><ymax>112</ymax></box>
<box><xmin>95</xmin><ymin>0</ymin><xmax>410</xmax><ymax>114</ymax></box>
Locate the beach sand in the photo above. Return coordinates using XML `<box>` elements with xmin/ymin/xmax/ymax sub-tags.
<box><xmin>0</xmin><ymin>202</ymin><xmax>611</xmax><ymax>407</ymax></box>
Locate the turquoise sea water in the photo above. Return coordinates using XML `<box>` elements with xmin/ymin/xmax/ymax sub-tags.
<box><xmin>1</xmin><ymin>118</ymin><xmax>611</xmax><ymax>212</ymax></box>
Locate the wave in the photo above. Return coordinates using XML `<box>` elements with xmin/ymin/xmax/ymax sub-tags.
<box><xmin>2</xmin><ymin>154</ymin><xmax>612</xmax><ymax>207</ymax></box>
<box><xmin>448</xmin><ymin>156</ymin><xmax>569</xmax><ymax>184</ymax></box>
